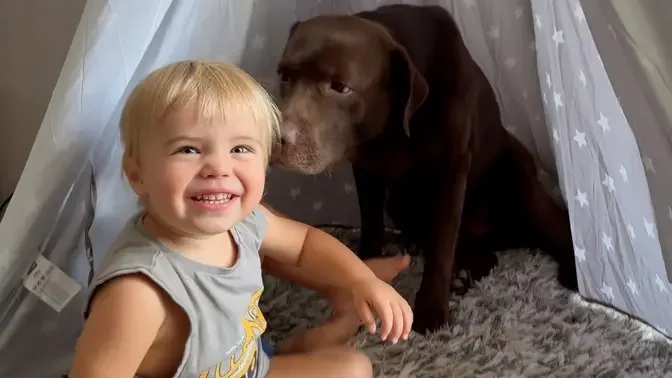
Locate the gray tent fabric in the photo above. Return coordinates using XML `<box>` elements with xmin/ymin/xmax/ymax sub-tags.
<box><xmin>0</xmin><ymin>0</ymin><xmax>670</xmax><ymax>377</ymax></box>
<box><xmin>531</xmin><ymin>0</ymin><xmax>672</xmax><ymax>335</ymax></box>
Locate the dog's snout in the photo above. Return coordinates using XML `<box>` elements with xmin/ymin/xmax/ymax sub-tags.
<box><xmin>280</xmin><ymin>121</ymin><xmax>300</xmax><ymax>145</ymax></box>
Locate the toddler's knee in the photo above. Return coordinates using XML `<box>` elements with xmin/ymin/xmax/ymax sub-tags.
<box><xmin>341</xmin><ymin>349</ymin><xmax>373</xmax><ymax>378</ymax></box>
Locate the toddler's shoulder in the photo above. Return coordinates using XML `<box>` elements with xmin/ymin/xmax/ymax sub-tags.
<box><xmin>231</xmin><ymin>207</ymin><xmax>268</xmax><ymax>252</ymax></box>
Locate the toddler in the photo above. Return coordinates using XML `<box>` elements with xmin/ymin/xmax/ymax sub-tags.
<box><xmin>68</xmin><ymin>60</ymin><xmax>413</xmax><ymax>378</ymax></box>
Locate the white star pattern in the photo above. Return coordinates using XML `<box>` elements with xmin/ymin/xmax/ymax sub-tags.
<box><xmin>553</xmin><ymin>128</ymin><xmax>560</xmax><ymax>143</ymax></box>
<box><xmin>574</xmin><ymin>245</ymin><xmax>586</xmax><ymax>262</ymax></box>
<box><xmin>289</xmin><ymin>187</ymin><xmax>300</xmax><ymax>199</ymax></box>
<box><xmin>573</xmin><ymin>130</ymin><xmax>587</xmax><ymax>148</ymax></box>
<box><xmin>642</xmin><ymin>156</ymin><xmax>656</xmax><ymax>174</ymax></box>
<box><xmin>668</xmin><ymin>206</ymin><xmax>672</xmax><ymax>221</ymax></box>
<box><xmin>626</xmin><ymin>277</ymin><xmax>639</xmax><ymax>296</ymax></box>
<box><xmin>553</xmin><ymin>92</ymin><xmax>563</xmax><ymax>109</ymax></box>
<box><xmin>601</xmin><ymin>282</ymin><xmax>615</xmax><ymax>301</ymax></box>
<box><xmin>312</xmin><ymin>201</ymin><xmax>323</xmax><ymax>211</ymax></box>
<box><xmin>542</xmin><ymin>92</ymin><xmax>548</xmax><ymax>105</ymax></box>
<box><xmin>602</xmin><ymin>174</ymin><xmax>615</xmax><ymax>193</ymax></box>
<box><xmin>574</xmin><ymin>3</ymin><xmax>586</xmax><ymax>24</ymax></box>
<box><xmin>528</xmin><ymin>41</ymin><xmax>536</xmax><ymax>51</ymax></box>
<box><xmin>546</xmin><ymin>72</ymin><xmax>552</xmax><ymax>88</ymax></box>
<box><xmin>343</xmin><ymin>182</ymin><xmax>355</xmax><ymax>193</ymax></box>
<box><xmin>552</xmin><ymin>28</ymin><xmax>565</xmax><ymax>46</ymax></box>
<box><xmin>618</xmin><ymin>165</ymin><xmax>629</xmax><ymax>182</ymax></box>
<box><xmin>602</xmin><ymin>233</ymin><xmax>614</xmax><ymax>252</ymax></box>
<box><xmin>643</xmin><ymin>217</ymin><xmax>656</xmax><ymax>238</ymax></box>
<box><xmin>514</xmin><ymin>7</ymin><xmax>524</xmax><ymax>20</ymax></box>
<box><xmin>487</xmin><ymin>26</ymin><xmax>500</xmax><ymax>40</ymax></box>
<box><xmin>597</xmin><ymin>113</ymin><xmax>610</xmax><ymax>133</ymax></box>
<box><xmin>505</xmin><ymin>57</ymin><xmax>517</xmax><ymax>69</ymax></box>
<box><xmin>626</xmin><ymin>222</ymin><xmax>636</xmax><ymax>239</ymax></box>
<box><xmin>655</xmin><ymin>275</ymin><xmax>669</xmax><ymax>293</ymax></box>
<box><xmin>575</xmin><ymin>189</ymin><xmax>588</xmax><ymax>207</ymax></box>
<box><xmin>522</xmin><ymin>88</ymin><xmax>529</xmax><ymax>100</ymax></box>
<box><xmin>579</xmin><ymin>69</ymin><xmax>587</xmax><ymax>87</ymax></box>
<box><xmin>251</xmin><ymin>35</ymin><xmax>266</xmax><ymax>51</ymax></box>
<box><xmin>534</xmin><ymin>14</ymin><xmax>542</xmax><ymax>29</ymax></box>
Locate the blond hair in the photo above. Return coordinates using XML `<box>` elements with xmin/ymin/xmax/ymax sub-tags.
<box><xmin>120</xmin><ymin>60</ymin><xmax>281</xmax><ymax>169</ymax></box>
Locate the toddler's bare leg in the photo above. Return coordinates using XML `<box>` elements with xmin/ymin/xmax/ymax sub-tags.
<box><xmin>267</xmin><ymin>345</ymin><xmax>373</xmax><ymax>378</ymax></box>
<box><xmin>276</xmin><ymin>311</ymin><xmax>361</xmax><ymax>354</ymax></box>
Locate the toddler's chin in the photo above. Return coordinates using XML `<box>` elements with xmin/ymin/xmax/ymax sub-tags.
<box><xmin>189</xmin><ymin>218</ymin><xmax>237</xmax><ymax>236</ymax></box>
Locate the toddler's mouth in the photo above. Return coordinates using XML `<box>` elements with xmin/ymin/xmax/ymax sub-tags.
<box><xmin>190</xmin><ymin>193</ymin><xmax>236</xmax><ymax>204</ymax></box>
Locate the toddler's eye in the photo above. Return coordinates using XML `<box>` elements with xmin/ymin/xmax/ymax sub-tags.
<box><xmin>231</xmin><ymin>145</ymin><xmax>253</xmax><ymax>154</ymax></box>
<box><xmin>177</xmin><ymin>146</ymin><xmax>200</xmax><ymax>154</ymax></box>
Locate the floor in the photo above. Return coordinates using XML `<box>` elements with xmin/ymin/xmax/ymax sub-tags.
<box><xmin>259</xmin><ymin>228</ymin><xmax>672</xmax><ymax>377</ymax></box>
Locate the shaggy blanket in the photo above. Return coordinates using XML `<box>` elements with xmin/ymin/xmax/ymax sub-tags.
<box><xmin>259</xmin><ymin>228</ymin><xmax>672</xmax><ymax>377</ymax></box>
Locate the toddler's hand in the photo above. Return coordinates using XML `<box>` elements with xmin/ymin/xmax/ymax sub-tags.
<box><xmin>350</xmin><ymin>277</ymin><xmax>413</xmax><ymax>343</ymax></box>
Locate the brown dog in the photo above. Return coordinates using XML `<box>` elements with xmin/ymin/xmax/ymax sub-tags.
<box><xmin>271</xmin><ymin>4</ymin><xmax>579</xmax><ymax>334</ymax></box>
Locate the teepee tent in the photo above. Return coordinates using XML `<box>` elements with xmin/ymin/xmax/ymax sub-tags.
<box><xmin>1</xmin><ymin>0</ymin><xmax>671</xmax><ymax>376</ymax></box>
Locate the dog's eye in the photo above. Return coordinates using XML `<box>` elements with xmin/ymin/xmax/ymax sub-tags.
<box><xmin>330</xmin><ymin>81</ymin><xmax>352</xmax><ymax>94</ymax></box>
<box><xmin>280</xmin><ymin>73</ymin><xmax>290</xmax><ymax>83</ymax></box>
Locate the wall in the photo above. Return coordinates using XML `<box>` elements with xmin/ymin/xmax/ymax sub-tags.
<box><xmin>0</xmin><ymin>0</ymin><xmax>86</xmax><ymax>201</ymax></box>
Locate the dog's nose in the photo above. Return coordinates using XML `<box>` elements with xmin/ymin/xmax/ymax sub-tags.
<box><xmin>280</xmin><ymin>122</ymin><xmax>300</xmax><ymax>145</ymax></box>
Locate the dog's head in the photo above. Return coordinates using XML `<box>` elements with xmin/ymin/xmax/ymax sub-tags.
<box><xmin>272</xmin><ymin>15</ymin><xmax>428</xmax><ymax>174</ymax></box>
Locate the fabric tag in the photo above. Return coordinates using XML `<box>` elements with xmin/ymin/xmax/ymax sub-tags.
<box><xmin>23</xmin><ymin>254</ymin><xmax>82</xmax><ymax>312</ymax></box>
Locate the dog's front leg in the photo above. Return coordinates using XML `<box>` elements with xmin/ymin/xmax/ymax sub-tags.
<box><xmin>352</xmin><ymin>167</ymin><xmax>387</xmax><ymax>260</ymax></box>
<box><xmin>412</xmin><ymin>154</ymin><xmax>471</xmax><ymax>335</ymax></box>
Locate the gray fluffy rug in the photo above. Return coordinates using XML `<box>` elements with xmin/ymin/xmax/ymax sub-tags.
<box><xmin>259</xmin><ymin>228</ymin><xmax>672</xmax><ymax>377</ymax></box>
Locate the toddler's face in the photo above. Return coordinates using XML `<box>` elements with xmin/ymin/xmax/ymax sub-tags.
<box><xmin>128</xmin><ymin>104</ymin><xmax>267</xmax><ymax>238</ymax></box>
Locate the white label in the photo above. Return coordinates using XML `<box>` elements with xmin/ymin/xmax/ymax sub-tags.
<box><xmin>23</xmin><ymin>255</ymin><xmax>82</xmax><ymax>312</ymax></box>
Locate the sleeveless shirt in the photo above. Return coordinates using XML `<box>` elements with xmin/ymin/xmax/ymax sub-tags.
<box><xmin>85</xmin><ymin>208</ymin><xmax>270</xmax><ymax>378</ymax></box>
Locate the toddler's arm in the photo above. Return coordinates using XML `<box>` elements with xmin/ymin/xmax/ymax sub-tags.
<box><xmin>258</xmin><ymin>205</ymin><xmax>377</xmax><ymax>292</ymax></box>
<box><xmin>258</xmin><ymin>205</ymin><xmax>412</xmax><ymax>341</ymax></box>
<box><xmin>68</xmin><ymin>274</ymin><xmax>167</xmax><ymax>378</ymax></box>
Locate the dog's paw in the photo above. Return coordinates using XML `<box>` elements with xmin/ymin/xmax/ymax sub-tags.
<box><xmin>451</xmin><ymin>269</ymin><xmax>472</xmax><ymax>296</ymax></box>
<box><xmin>412</xmin><ymin>292</ymin><xmax>453</xmax><ymax>335</ymax></box>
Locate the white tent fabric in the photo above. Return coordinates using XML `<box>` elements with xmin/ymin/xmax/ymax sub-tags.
<box><xmin>0</xmin><ymin>0</ymin><xmax>671</xmax><ymax>377</ymax></box>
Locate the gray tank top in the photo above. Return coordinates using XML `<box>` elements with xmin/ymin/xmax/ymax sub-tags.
<box><xmin>86</xmin><ymin>208</ymin><xmax>270</xmax><ymax>378</ymax></box>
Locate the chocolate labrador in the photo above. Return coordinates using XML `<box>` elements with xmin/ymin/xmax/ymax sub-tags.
<box><xmin>271</xmin><ymin>4</ymin><xmax>579</xmax><ymax>334</ymax></box>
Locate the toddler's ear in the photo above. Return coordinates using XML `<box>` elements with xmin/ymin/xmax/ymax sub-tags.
<box><xmin>123</xmin><ymin>155</ymin><xmax>146</xmax><ymax>196</ymax></box>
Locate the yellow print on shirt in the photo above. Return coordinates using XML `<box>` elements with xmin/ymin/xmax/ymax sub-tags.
<box><xmin>198</xmin><ymin>288</ymin><xmax>267</xmax><ymax>378</ymax></box>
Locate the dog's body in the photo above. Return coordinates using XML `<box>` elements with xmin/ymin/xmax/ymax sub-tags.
<box><xmin>272</xmin><ymin>4</ymin><xmax>579</xmax><ymax>334</ymax></box>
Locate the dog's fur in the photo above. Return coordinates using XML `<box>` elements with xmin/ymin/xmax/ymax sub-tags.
<box><xmin>272</xmin><ymin>4</ymin><xmax>579</xmax><ymax>334</ymax></box>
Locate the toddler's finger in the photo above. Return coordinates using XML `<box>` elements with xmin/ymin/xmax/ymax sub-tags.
<box><xmin>402</xmin><ymin>300</ymin><xmax>413</xmax><ymax>340</ymax></box>
<box><xmin>375</xmin><ymin>300</ymin><xmax>394</xmax><ymax>341</ymax></box>
<box><xmin>355</xmin><ymin>300</ymin><xmax>377</xmax><ymax>334</ymax></box>
<box><xmin>389</xmin><ymin>301</ymin><xmax>405</xmax><ymax>343</ymax></box>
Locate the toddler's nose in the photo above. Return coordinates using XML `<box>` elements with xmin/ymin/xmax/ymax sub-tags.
<box><xmin>202</xmin><ymin>155</ymin><xmax>233</xmax><ymax>177</ymax></box>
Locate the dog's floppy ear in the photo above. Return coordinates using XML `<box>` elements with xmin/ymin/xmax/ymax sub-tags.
<box><xmin>288</xmin><ymin>21</ymin><xmax>301</xmax><ymax>38</ymax></box>
<box><xmin>388</xmin><ymin>44</ymin><xmax>429</xmax><ymax>137</ymax></box>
